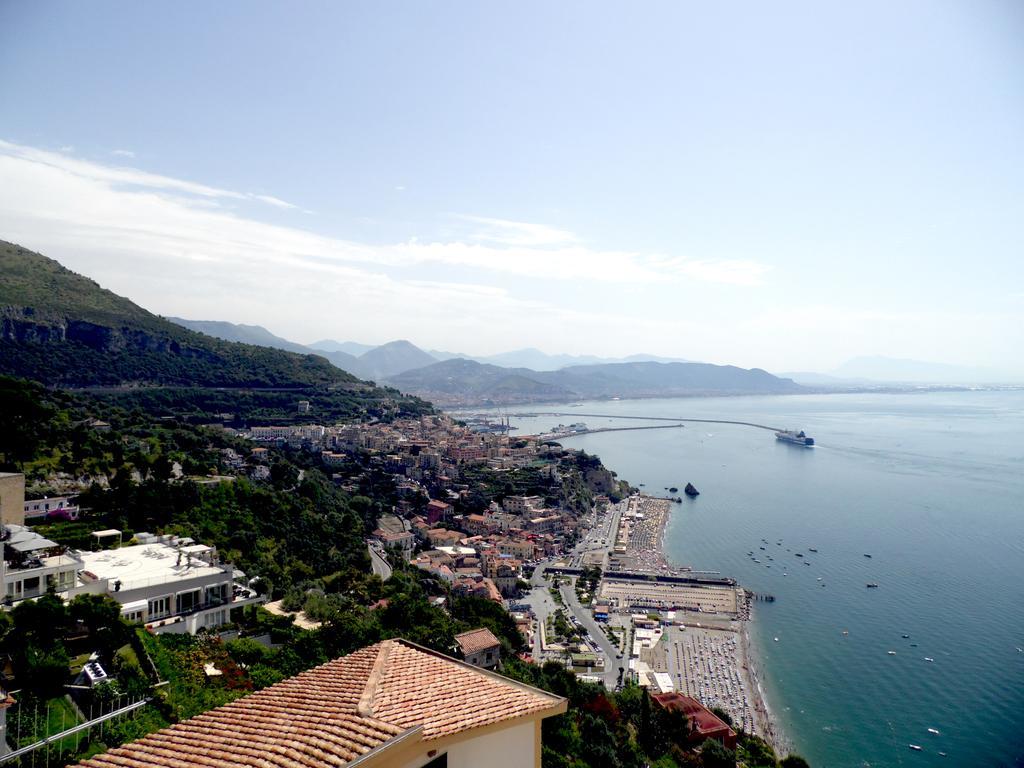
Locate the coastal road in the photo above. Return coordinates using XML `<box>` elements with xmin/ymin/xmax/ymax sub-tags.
<box><xmin>367</xmin><ymin>544</ymin><xmax>392</xmax><ymax>581</ymax></box>
<box><xmin>559</xmin><ymin>580</ymin><xmax>623</xmax><ymax>688</ymax></box>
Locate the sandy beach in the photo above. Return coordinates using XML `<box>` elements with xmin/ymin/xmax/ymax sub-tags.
<box><xmin>621</xmin><ymin>493</ymin><xmax>781</xmax><ymax>746</ymax></box>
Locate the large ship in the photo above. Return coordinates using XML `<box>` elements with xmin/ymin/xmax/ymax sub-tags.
<box><xmin>775</xmin><ymin>429</ymin><xmax>815</xmax><ymax>447</ymax></box>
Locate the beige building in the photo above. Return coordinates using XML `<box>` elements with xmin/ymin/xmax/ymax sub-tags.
<box><xmin>0</xmin><ymin>474</ymin><xmax>24</xmax><ymax>526</ymax></box>
<box><xmin>455</xmin><ymin>627</ymin><xmax>502</xmax><ymax>670</ymax></box>
<box><xmin>75</xmin><ymin>638</ymin><xmax>565</xmax><ymax>768</ymax></box>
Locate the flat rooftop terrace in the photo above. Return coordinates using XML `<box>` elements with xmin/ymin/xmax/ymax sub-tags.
<box><xmin>79</xmin><ymin>543</ymin><xmax>225</xmax><ymax>590</ymax></box>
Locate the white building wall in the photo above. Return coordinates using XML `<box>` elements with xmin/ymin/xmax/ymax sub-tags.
<box><xmin>399</xmin><ymin>721</ymin><xmax>537</xmax><ymax>768</ymax></box>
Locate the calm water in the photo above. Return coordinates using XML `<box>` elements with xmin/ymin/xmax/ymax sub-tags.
<box><xmin>486</xmin><ymin>391</ymin><xmax>1024</xmax><ymax>767</ymax></box>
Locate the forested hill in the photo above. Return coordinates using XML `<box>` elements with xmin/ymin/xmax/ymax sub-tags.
<box><xmin>0</xmin><ymin>241</ymin><xmax>356</xmax><ymax>389</ymax></box>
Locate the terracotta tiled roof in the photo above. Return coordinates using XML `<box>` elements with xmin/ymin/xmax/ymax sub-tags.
<box><xmin>454</xmin><ymin>627</ymin><xmax>501</xmax><ymax>655</ymax></box>
<box><xmin>652</xmin><ymin>692</ymin><xmax>736</xmax><ymax>737</ymax></box>
<box><xmin>75</xmin><ymin>639</ymin><xmax>563</xmax><ymax>768</ymax></box>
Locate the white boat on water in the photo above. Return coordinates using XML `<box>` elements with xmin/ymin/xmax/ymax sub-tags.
<box><xmin>924</xmin><ymin>657</ymin><xmax>935</xmax><ymax>662</ymax></box>
<box><xmin>909</xmin><ymin>744</ymin><xmax>922</xmax><ymax>751</ymax></box>
<box><xmin>928</xmin><ymin>728</ymin><xmax>940</xmax><ymax>735</ymax></box>
<box><xmin>888</xmin><ymin>650</ymin><xmax>897</xmax><ymax>655</ymax></box>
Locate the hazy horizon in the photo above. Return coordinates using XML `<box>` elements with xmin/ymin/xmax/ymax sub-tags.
<box><xmin>2</xmin><ymin>1</ymin><xmax>1022</xmax><ymax>375</ymax></box>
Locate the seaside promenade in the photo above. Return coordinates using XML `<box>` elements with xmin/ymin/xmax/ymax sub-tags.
<box><xmin>529</xmin><ymin>492</ymin><xmax>776</xmax><ymax>743</ymax></box>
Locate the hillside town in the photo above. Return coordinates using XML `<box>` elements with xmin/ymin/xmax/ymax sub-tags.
<box><xmin>0</xmin><ymin>402</ymin><xmax>776</xmax><ymax>767</ymax></box>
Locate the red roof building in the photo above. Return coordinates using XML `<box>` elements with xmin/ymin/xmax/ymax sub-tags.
<box><xmin>652</xmin><ymin>692</ymin><xmax>738</xmax><ymax>751</ymax></box>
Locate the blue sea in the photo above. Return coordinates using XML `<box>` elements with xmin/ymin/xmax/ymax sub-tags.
<box><xmin>486</xmin><ymin>391</ymin><xmax>1024</xmax><ymax>767</ymax></box>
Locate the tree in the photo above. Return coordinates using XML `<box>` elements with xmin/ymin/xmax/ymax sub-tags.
<box><xmin>781</xmin><ymin>756</ymin><xmax>811</xmax><ymax>768</ymax></box>
<box><xmin>10</xmin><ymin>592</ymin><xmax>68</xmax><ymax>648</ymax></box>
<box><xmin>699</xmin><ymin>738</ymin><xmax>736</xmax><ymax>768</ymax></box>
<box><xmin>710</xmin><ymin>706</ymin><xmax>733</xmax><ymax>727</ymax></box>
<box><xmin>22</xmin><ymin>644</ymin><xmax>70</xmax><ymax>697</ymax></box>
<box><xmin>0</xmin><ymin>376</ymin><xmax>55</xmax><ymax>469</ymax></box>
<box><xmin>69</xmin><ymin>593</ymin><xmax>122</xmax><ymax>635</ymax></box>
<box><xmin>69</xmin><ymin>593</ymin><xmax>127</xmax><ymax>655</ymax></box>
<box><xmin>270</xmin><ymin>460</ymin><xmax>299</xmax><ymax>490</ymax></box>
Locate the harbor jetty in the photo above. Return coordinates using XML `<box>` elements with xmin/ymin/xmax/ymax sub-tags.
<box><xmin>516</xmin><ymin>411</ymin><xmax>784</xmax><ymax>432</ymax></box>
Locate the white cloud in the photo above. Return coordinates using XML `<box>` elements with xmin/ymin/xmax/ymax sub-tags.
<box><xmin>111</xmin><ymin>149</ymin><xmax>136</xmax><ymax>158</ymax></box>
<box><xmin>0</xmin><ymin>140</ymin><xmax>299</xmax><ymax>211</ymax></box>
<box><xmin>251</xmin><ymin>193</ymin><xmax>298</xmax><ymax>210</ymax></box>
<box><xmin>455</xmin><ymin>214</ymin><xmax>580</xmax><ymax>247</ymax></box>
<box><xmin>0</xmin><ymin>140</ymin><xmax>767</xmax><ymax>287</ymax></box>
<box><xmin>0</xmin><ymin>140</ymin><xmax>782</xmax><ymax>358</ymax></box>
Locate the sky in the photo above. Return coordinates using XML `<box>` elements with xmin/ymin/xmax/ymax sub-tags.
<box><xmin>1</xmin><ymin>1</ymin><xmax>1023</xmax><ymax>375</ymax></box>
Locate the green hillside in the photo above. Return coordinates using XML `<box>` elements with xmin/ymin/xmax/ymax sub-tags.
<box><xmin>0</xmin><ymin>241</ymin><xmax>355</xmax><ymax>389</ymax></box>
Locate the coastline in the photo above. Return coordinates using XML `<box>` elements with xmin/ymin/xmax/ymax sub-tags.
<box><xmin>740</xmin><ymin>602</ymin><xmax>789</xmax><ymax>754</ymax></box>
<box><xmin>643</xmin><ymin>492</ymin><xmax>785</xmax><ymax>752</ymax></box>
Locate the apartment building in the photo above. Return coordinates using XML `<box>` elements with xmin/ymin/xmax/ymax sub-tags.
<box><xmin>502</xmin><ymin>495</ymin><xmax>544</xmax><ymax>516</ymax></box>
<box><xmin>23</xmin><ymin>495</ymin><xmax>79</xmax><ymax>521</ymax></box>
<box><xmin>1</xmin><ymin>524</ymin><xmax>264</xmax><ymax>634</ymax></box>
<box><xmin>73</xmin><ymin>533</ymin><xmax>265</xmax><ymax>632</ymax></box>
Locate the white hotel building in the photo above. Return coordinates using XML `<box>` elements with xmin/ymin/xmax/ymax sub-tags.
<box><xmin>2</xmin><ymin>526</ymin><xmax>265</xmax><ymax>634</ymax></box>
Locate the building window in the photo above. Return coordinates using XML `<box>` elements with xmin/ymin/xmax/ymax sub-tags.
<box><xmin>421</xmin><ymin>755</ymin><xmax>447</xmax><ymax>768</ymax></box>
<box><xmin>176</xmin><ymin>590</ymin><xmax>200</xmax><ymax>614</ymax></box>
<box><xmin>148</xmin><ymin>596</ymin><xmax>171</xmax><ymax>619</ymax></box>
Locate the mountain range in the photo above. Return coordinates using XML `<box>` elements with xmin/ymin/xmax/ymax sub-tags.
<box><xmin>386</xmin><ymin>357</ymin><xmax>801</xmax><ymax>405</ymax></box>
<box><xmin>7</xmin><ymin>241</ymin><xmax>991</xmax><ymax>411</ymax></box>
<box><xmin>171</xmin><ymin>320</ymin><xmax>694</xmax><ymax>377</ymax></box>
<box><xmin>166</xmin><ymin>317</ymin><xmax>801</xmax><ymax>405</ymax></box>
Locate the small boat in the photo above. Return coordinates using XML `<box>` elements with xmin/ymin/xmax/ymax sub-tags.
<box><xmin>927</xmin><ymin>728</ymin><xmax>940</xmax><ymax>735</ymax></box>
<box><xmin>760</xmin><ymin>546</ymin><xmax>766</xmax><ymax>550</ymax></box>
<box><xmin>864</xmin><ymin>553</ymin><xmax>872</xmax><ymax>558</ymax></box>
<box><xmin>902</xmin><ymin>634</ymin><xmax>910</xmax><ymax>639</ymax></box>
<box><xmin>808</xmin><ymin>547</ymin><xmax>818</xmax><ymax>552</ymax></box>
<box><xmin>817</xmin><ymin>577</ymin><xmax>823</xmax><ymax>581</ymax></box>
<box><xmin>774</xmin><ymin>637</ymin><xmax>779</xmax><ymax>642</ymax></box>
<box><xmin>938</xmin><ymin>752</ymin><xmax>947</xmax><ymax>757</ymax></box>
<box><xmin>924</xmin><ymin>657</ymin><xmax>934</xmax><ymax>662</ymax></box>
<box><xmin>804</xmin><ymin>561</ymin><xmax>810</xmax><ymax>566</ymax></box>
<box><xmin>684</xmin><ymin>483</ymin><xmax>700</xmax><ymax>497</ymax></box>
<box><xmin>842</xmin><ymin>630</ymin><xmax>849</xmax><ymax>635</ymax></box>
<box><xmin>866</xmin><ymin>583</ymin><xmax>879</xmax><ymax>588</ymax></box>
<box><xmin>795</xmin><ymin>553</ymin><xmax>804</xmax><ymax>557</ymax></box>
<box><xmin>888</xmin><ymin>650</ymin><xmax>897</xmax><ymax>655</ymax></box>
<box><xmin>909</xmin><ymin>744</ymin><xmax>922</xmax><ymax>751</ymax></box>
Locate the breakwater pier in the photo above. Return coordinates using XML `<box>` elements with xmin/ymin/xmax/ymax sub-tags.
<box><xmin>516</xmin><ymin>411</ymin><xmax>783</xmax><ymax>432</ymax></box>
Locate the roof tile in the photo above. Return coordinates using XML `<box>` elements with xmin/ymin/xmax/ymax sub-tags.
<box><xmin>74</xmin><ymin>639</ymin><xmax>562</xmax><ymax>768</ymax></box>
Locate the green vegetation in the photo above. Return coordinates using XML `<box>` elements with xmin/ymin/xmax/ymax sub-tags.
<box><xmin>13</xmin><ymin>695</ymin><xmax>82</xmax><ymax>751</ymax></box>
<box><xmin>0</xmin><ymin>302</ymin><xmax>809</xmax><ymax>768</ymax></box>
<box><xmin>576</xmin><ymin>566</ymin><xmax>602</xmax><ymax>604</ymax></box>
<box><xmin>1</xmin><ymin>242</ymin><xmax>430</xmax><ymax>398</ymax></box>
